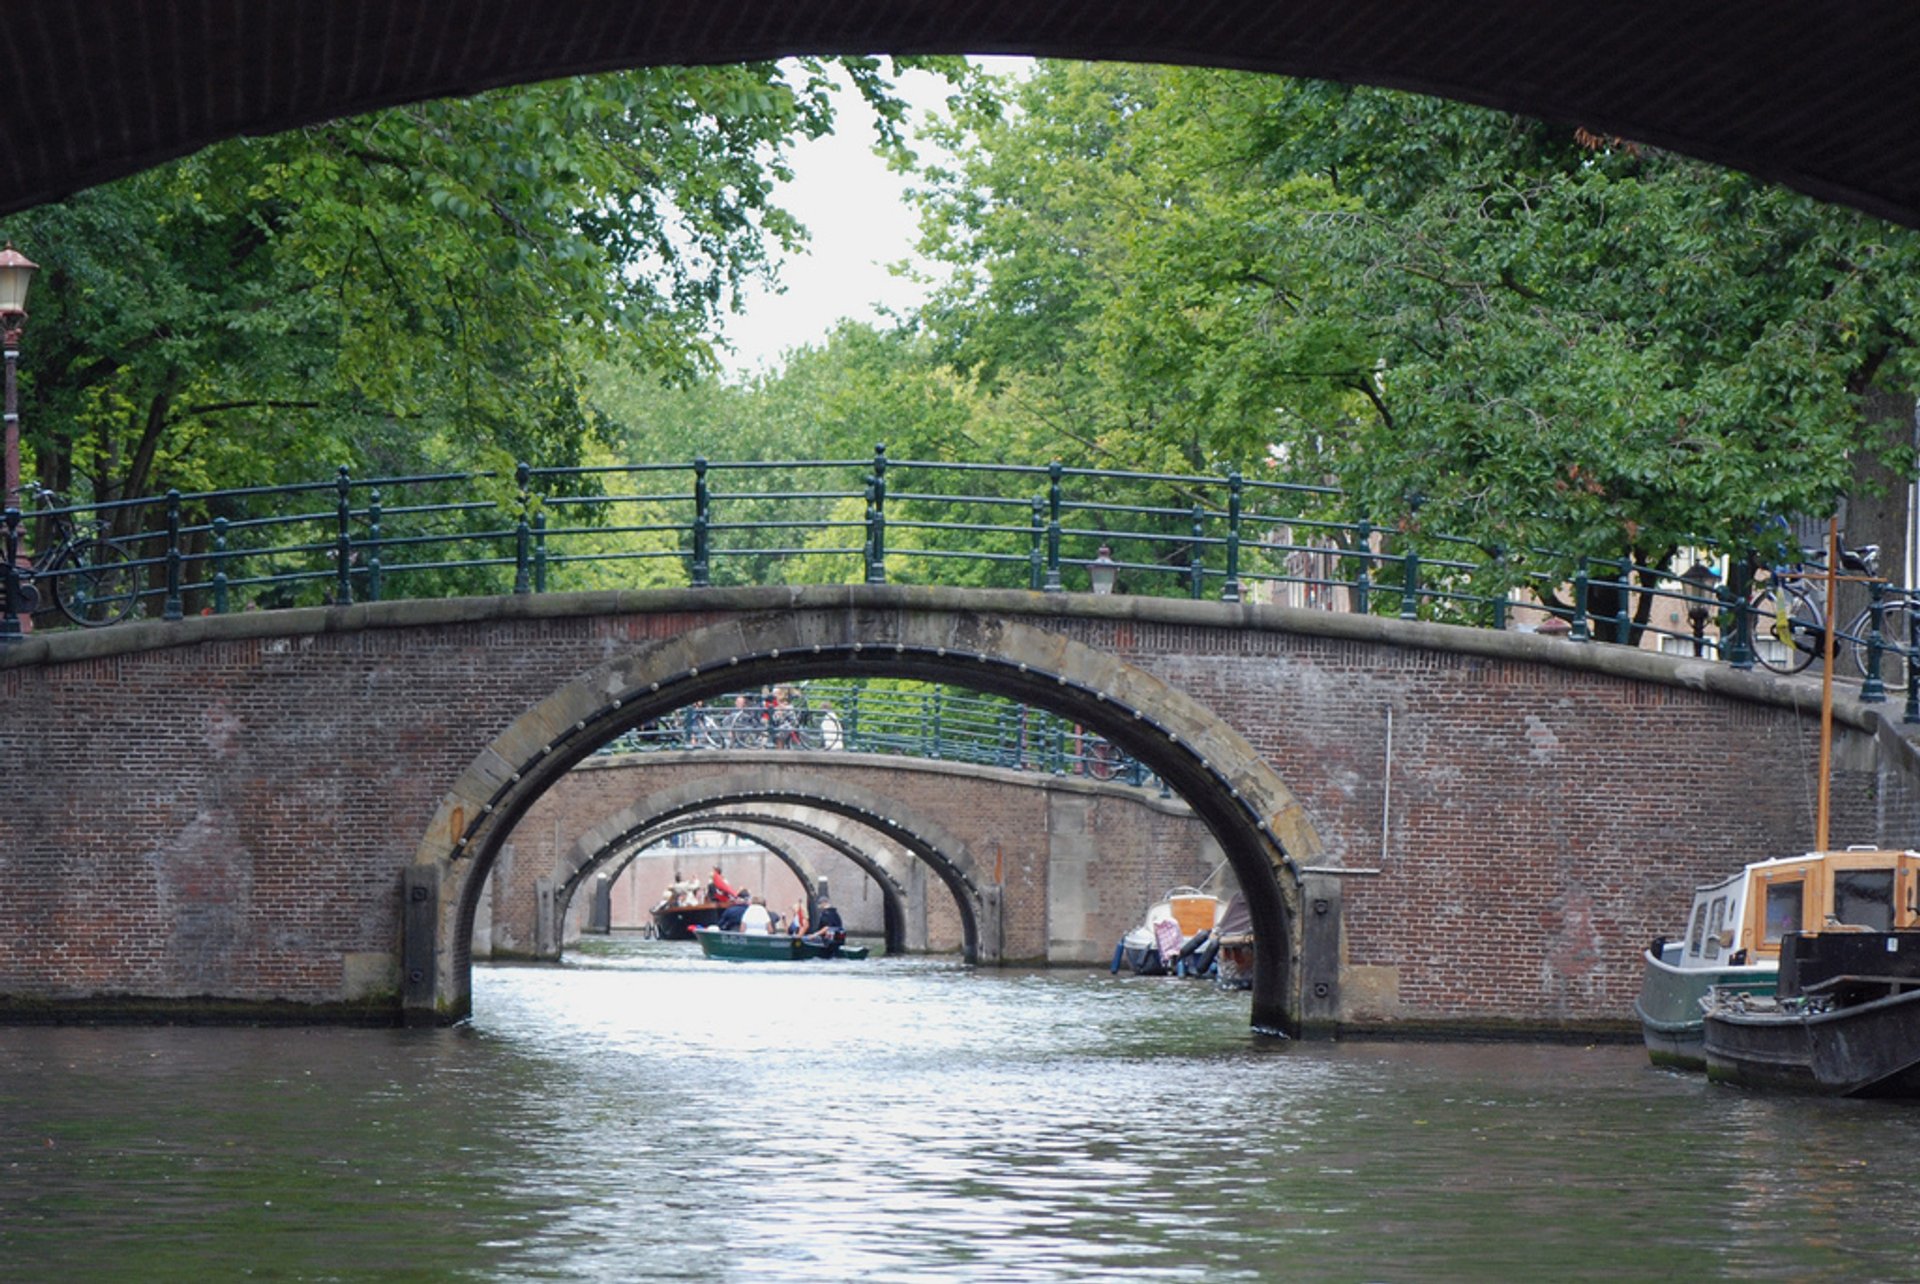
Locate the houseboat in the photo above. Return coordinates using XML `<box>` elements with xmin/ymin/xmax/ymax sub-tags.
<box><xmin>1635</xmin><ymin>847</ymin><xmax>1920</xmax><ymax>1070</ymax></box>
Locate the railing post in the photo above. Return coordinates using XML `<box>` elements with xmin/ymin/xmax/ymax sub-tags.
<box><xmin>1222</xmin><ymin>471</ymin><xmax>1243</xmax><ymax>603</ymax></box>
<box><xmin>366</xmin><ymin>490</ymin><xmax>382</xmax><ymax>602</ymax></box>
<box><xmin>0</xmin><ymin>507</ymin><xmax>22</xmax><ymax>642</ymax></box>
<box><xmin>164</xmin><ymin>488</ymin><xmax>184</xmax><ymax>622</ymax></box>
<box><xmin>533</xmin><ymin>510</ymin><xmax>547</xmax><ymax>594</ymax></box>
<box><xmin>1613</xmin><ymin>559</ymin><xmax>1632</xmax><ymax>644</ymax></box>
<box><xmin>1906</xmin><ymin>601</ymin><xmax>1920</xmax><ymax>724</ymax></box>
<box><xmin>1489</xmin><ymin>546</ymin><xmax>1507</xmax><ymax>630</ymax></box>
<box><xmin>1189</xmin><ymin>503</ymin><xmax>1205</xmax><ymax>600</ymax></box>
<box><xmin>931</xmin><ymin>688</ymin><xmax>944</xmax><ymax>761</ymax></box>
<box><xmin>866</xmin><ymin>442</ymin><xmax>888</xmax><ymax>585</ymax></box>
<box><xmin>332</xmin><ymin>466</ymin><xmax>353</xmax><ymax>607</ymax></box>
<box><xmin>691</xmin><ymin>456</ymin><xmax>711</xmax><ymax>587</ymax></box>
<box><xmin>1399</xmin><ymin>546</ymin><xmax>1419</xmax><ymax>620</ymax></box>
<box><xmin>1028</xmin><ymin>498</ymin><xmax>1045</xmax><ymax>592</ymax></box>
<box><xmin>211</xmin><ymin>516</ymin><xmax>230</xmax><ymax>615</ymax></box>
<box><xmin>1862</xmin><ymin>577</ymin><xmax>1888</xmax><ymax>703</ymax></box>
<box><xmin>1043</xmin><ymin>461</ymin><xmax>1064</xmax><ymax>593</ymax></box>
<box><xmin>1725</xmin><ymin>562</ymin><xmax>1754</xmax><ymax>670</ymax></box>
<box><xmin>1569</xmin><ymin>558</ymin><xmax>1590</xmax><ymax>642</ymax></box>
<box><xmin>1351</xmin><ymin>516</ymin><xmax>1371</xmax><ymax>614</ymax></box>
<box><xmin>513</xmin><ymin>462</ymin><xmax>532</xmax><ymax>596</ymax></box>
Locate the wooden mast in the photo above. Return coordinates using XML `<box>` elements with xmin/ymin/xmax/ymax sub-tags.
<box><xmin>1816</xmin><ymin>517</ymin><xmax>1838</xmax><ymax>854</ymax></box>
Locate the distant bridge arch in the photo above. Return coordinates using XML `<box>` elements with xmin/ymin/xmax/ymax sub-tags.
<box><xmin>430</xmin><ymin>601</ymin><xmax>1309</xmax><ymax>1030</ymax></box>
<box><xmin>593</xmin><ymin>812</ymin><xmax>913</xmax><ymax>953</ymax></box>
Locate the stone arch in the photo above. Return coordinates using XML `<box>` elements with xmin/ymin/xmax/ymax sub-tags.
<box><xmin>542</xmin><ymin>769</ymin><xmax>988</xmax><ymax>960</ymax></box>
<box><xmin>415</xmin><ymin>606</ymin><xmax>1316</xmax><ymax>1033</ymax></box>
<box><xmin>583</xmin><ymin>811</ymin><xmax>913</xmax><ymax>955</ymax></box>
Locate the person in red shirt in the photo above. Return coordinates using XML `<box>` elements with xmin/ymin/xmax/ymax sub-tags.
<box><xmin>707</xmin><ymin>865</ymin><xmax>738</xmax><ymax>904</ymax></box>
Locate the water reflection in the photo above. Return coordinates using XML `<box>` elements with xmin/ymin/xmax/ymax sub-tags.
<box><xmin>5</xmin><ymin>937</ymin><xmax>1920</xmax><ymax>1280</ymax></box>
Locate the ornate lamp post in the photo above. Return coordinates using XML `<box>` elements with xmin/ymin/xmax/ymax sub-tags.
<box><xmin>1680</xmin><ymin>560</ymin><xmax>1720</xmax><ymax>658</ymax></box>
<box><xmin>1089</xmin><ymin>544</ymin><xmax>1117</xmax><ymax>595</ymax></box>
<box><xmin>0</xmin><ymin>242</ymin><xmax>37</xmax><ymax>510</ymax></box>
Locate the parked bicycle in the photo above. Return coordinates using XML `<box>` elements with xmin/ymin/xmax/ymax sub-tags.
<box><xmin>1745</xmin><ymin>534</ymin><xmax>1886</xmax><ymax>680</ymax></box>
<box><xmin>7</xmin><ymin>485</ymin><xmax>139</xmax><ymax>627</ymax></box>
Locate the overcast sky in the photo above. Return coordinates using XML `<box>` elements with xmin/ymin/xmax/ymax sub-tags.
<box><xmin>714</xmin><ymin>63</ymin><xmax>1001</xmax><ymax>377</ymax></box>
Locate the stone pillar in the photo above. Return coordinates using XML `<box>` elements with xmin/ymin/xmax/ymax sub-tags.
<box><xmin>1298</xmin><ymin>870</ymin><xmax>1343</xmax><ymax>1039</ymax></box>
<box><xmin>401</xmin><ymin>864</ymin><xmax>439</xmax><ymax>1025</ymax></box>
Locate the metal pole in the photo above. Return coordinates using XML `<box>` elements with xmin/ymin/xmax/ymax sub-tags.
<box><xmin>512</xmin><ymin>462</ymin><xmax>532</xmax><ymax>596</ymax></box>
<box><xmin>867</xmin><ymin>443</ymin><xmax>888</xmax><ymax>585</ymax></box>
<box><xmin>0</xmin><ymin>507</ymin><xmax>22</xmax><ymax>642</ymax></box>
<box><xmin>1043</xmin><ymin>461</ymin><xmax>1064</xmax><ymax>593</ymax></box>
<box><xmin>1222</xmin><ymin>470</ymin><xmax>1243</xmax><ymax>603</ymax></box>
<box><xmin>691</xmin><ymin>456</ymin><xmax>710</xmax><ymax>587</ymax></box>
<box><xmin>163</xmin><ymin>488</ymin><xmax>184</xmax><ymax>622</ymax></box>
<box><xmin>333</xmin><ymin>466</ymin><xmax>353</xmax><ymax>606</ymax></box>
<box><xmin>1862</xmin><ymin>576</ymin><xmax>1887</xmax><ymax>703</ymax></box>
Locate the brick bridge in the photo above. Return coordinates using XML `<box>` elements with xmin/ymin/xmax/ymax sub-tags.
<box><xmin>5</xmin><ymin>584</ymin><xmax>1918</xmax><ymax>1037</ymax></box>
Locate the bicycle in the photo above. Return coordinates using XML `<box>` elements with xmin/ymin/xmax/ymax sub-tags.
<box><xmin>1847</xmin><ymin>587</ymin><xmax>1920</xmax><ymax>693</ymax></box>
<box><xmin>1745</xmin><ymin>537</ymin><xmax>1879</xmax><ymax>677</ymax></box>
<box><xmin>769</xmin><ymin>705</ymin><xmax>816</xmax><ymax>750</ymax></box>
<box><xmin>8</xmin><ymin>484</ymin><xmax>139</xmax><ymax>627</ymax></box>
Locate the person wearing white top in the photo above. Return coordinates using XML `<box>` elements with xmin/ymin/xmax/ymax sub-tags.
<box><xmin>739</xmin><ymin>897</ymin><xmax>774</xmax><ymax>934</ymax></box>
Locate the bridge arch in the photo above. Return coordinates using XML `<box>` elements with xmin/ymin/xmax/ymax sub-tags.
<box><xmin>420</xmin><ymin>607</ymin><xmax>1314</xmax><ymax>1032</ymax></box>
<box><xmin>569</xmin><ymin>809</ymin><xmax>914</xmax><ymax>956</ymax></box>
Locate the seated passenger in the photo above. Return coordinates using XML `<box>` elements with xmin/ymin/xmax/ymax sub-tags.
<box><xmin>806</xmin><ymin>899</ymin><xmax>845</xmax><ymax>944</ymax></box>
<box><xmin>740</xmin><ymin>896</ymin><xmax>773</xmax><ymax>934</ymax></box>
<box><xmin>717</xmin><ymin>897</ymin><xmax>750</xmax><ymax>931</ymax></box>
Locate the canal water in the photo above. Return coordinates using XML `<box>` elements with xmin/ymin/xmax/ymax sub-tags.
<box><xmin>6</xmin><ymin>937</ymin><xmax>1920</xmax><ymax>1281</ymax></box>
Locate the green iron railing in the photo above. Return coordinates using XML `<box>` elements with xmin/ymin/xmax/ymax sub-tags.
<box><xmin>596</xmin><ymin>681</ymin><xmax>1161</xmax><ymax>788</ymax></box>
<box><xmin>4</xmin><ymin>446</ymin><xmax>1917</xmax><ymax>723</ymax></box>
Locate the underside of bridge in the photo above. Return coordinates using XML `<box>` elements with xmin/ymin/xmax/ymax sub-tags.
<box><xmin>4</xmin><ymin>4</ymin><xmax>1917</xmax><ymax>228</ymax></box>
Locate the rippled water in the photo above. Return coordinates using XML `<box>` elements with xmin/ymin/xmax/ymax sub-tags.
<box><xmin>6</xmin><ymin>937</ymin><xmax>1920</xmax><ymax>1280</ymax></box>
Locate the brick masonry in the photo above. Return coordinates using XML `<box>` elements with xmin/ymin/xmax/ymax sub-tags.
<box><xmin>3</xmin><ymin>586</ymin><xmax>1915</xmax><ymax>1033</ymax></box>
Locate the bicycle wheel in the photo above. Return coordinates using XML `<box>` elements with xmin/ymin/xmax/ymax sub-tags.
<box><xmin>728</xmin><ymin>712</ymin><xmax>766</xmax><ymax>749</ymax></box>
<box><xmin>1748</xmin><ymin>585</ymin><xmax>1822</xmax><ymax>674</ymax></box>
<box><xmin>1849</xmin><ymin>601</ymin><xmax>1913</xmax><ymax>692</ymax></box>
<box><xmin>53</xmin><ymin>538</ymin><xmax>137</xmax><ymax>626</ymax></box>
<box><xmin>1087</xmin><ymin>738</ymin><xmax>1120</xmax><ymax>780</ymax></box>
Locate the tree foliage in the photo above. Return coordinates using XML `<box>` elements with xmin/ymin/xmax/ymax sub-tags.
<box><xmin>0</xmin><ymin>58</ymin><xmax>939</xmax><ymax>508</ymax></box>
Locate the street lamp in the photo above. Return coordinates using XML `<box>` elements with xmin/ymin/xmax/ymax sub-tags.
<box><xmin>1680</xmin><ymin>560</ymin><xmax>1720</xmax><ymax>658</ymax></box>
<box><xmin>0</xmin><ymin>243</ymin><xmax>37</xmax><ymax>510</ymax></box>
<box><xmin>1089</xmin><ymin>544</ymin><xmax>1117</xmax><ymax>595</ymax></box>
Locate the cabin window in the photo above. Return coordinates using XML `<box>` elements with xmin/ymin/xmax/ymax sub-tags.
<box><xmin>1687</xmin><ymin>903</ymin><xmax>1710</xmax><ymax>957</ymax></box>
<box><xmin>1704</xmin><ymin>898</ymin><xmax>1729</xmax><ymax>960</ymax></box>
<box><xmin>1763</xmin><ymin>881</ymin><xmax>1804</xmax><ymax>945</ymax></box>
<box><xmin>1833</xmin><ymin>869</ymin><xmax>1896</xmax><ymax>931</ymax></box>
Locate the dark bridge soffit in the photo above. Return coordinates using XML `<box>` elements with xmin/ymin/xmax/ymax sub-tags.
<box><xmin>6</xmin><ymin>3</ymin><xmax>1920</xmax><ymax>228</ymax></box>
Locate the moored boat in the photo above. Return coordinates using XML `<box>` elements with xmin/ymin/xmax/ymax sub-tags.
<box><xmin>1635</xmin><ymin>848</ymin><xmax>1920</xmax><ymax>1071</ymax></box>
<box><xmin>1115</xmin><ymin>887</ymin><xmax>1223</xmax><ymax>977</ymax></box>
<box><xmin>1703</xmin><ymin>928</ymin><xmax>1920</xmax><ymax>1096</ymax></box>
<box><xmin>1212</xmin><ymin>893</ymin><xmax>1253</xmax><ymax>991</ymax></box>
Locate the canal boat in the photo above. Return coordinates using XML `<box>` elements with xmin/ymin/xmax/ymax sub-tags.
<box><xmin>1702</xmin><ymin>927</ymin><xmax>1920</xmax><ymax>1096</ymax></box>
<box><xmin>1117</xmin><ymin>888</ymin><xmax>1222</xmax><ymax>976</ymax></box>
<box><xmin>1635</xmin><ymin>847</ymin><xmax>1920</xmax><ymax>1071</ymax></box>
<box><xmin>1212</xmin><ymin>893</ymin><xmax>1253</xmax><ymax>991</ymax></box>
<box><xmin>693</xmin><ymin>928</ymin><xmax>870</xmax><ymax>962</ymax></box>
<box><xmin>651</xmin><ymin>878</ymin><xmax>736</xmax><ymax>939</ymax></box>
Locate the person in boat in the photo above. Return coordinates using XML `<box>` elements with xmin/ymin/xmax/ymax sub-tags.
<box><xmin>806</xmin><ymin>899</ymin><xmax>846</xmax><ymax>945</ymax></box>
<box><xmin>787</xmin><ymin>899</ymin><xmax>808</xmax><ymax>936</ymax></box>
<box><xmin>740</xmin><ymin>896</ymin><xmax>773</xmax><ymax>934</ymax></box>
<box><xmin>717</xmin><ymin>892</ymin><xmax>751</xmax><ymax>931</ymax></box>
<box><xmin>707</xmin><ymin>865</ymin><xmax>738</xmax><ymax>905</ymax></box>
